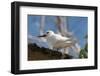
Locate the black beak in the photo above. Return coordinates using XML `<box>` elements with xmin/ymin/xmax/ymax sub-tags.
<box><xmin>38</xmin><ymin>34</ymin><xmax>47</xmax><ymax>37</ymax></box>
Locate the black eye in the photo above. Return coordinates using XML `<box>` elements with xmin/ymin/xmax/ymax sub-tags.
<box><xmin>47</xmin><ymin>32</ymin><xmax>49</xmax><ymax>34</ymax></box>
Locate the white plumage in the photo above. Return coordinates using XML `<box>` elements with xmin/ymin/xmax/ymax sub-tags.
<box><xmin>45</xmin><ymin>31</ymin><xmax>74</xmax><ymax>49</ymax></box>
<box><xmin>38</xmin><ymin>30</ymin><xmax>80</xmax><ymax>58</ymax></box>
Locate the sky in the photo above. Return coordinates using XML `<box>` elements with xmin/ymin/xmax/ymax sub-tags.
<box><xmin>28</xmin><ymin>15</ymin><xmax>88</xmax><ymax>48</ymax></box>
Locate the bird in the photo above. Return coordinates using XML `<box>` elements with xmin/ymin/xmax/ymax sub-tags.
<box><xmin>38</xmin><ymin>30</ymin><xmax>80</xmax><ymax>58</ymax></box>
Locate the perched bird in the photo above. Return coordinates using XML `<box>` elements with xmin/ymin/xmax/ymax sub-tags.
<box><xmin>38</xmin><ymin>31</ymin><xmax>75</xmax><ymax>49</ymax></box>
<box><xmin>38</xmin><ymin>30</ymin><xmax>79</xmax><ymax>58</ymax></box>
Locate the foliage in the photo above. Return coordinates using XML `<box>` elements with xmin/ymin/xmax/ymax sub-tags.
<box><xmin>79</xmin><ymin>43</ymin><xmax>88</xmax><ymax>58</ymax></box>
<box><xmin>79</xmin><ymin>34</ymin><xmax>88</xmax><ymax>58</ymax></box>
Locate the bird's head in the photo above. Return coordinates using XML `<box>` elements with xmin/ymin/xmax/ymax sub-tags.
<box><xmin>38</xmin><ymin>30</ymin><xmax>54</xmax><ymax>38</ymax></box>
